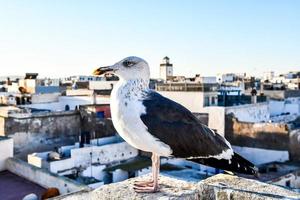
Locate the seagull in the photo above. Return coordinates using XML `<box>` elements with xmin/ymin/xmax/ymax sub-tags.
<box><xmin>93</xmin><ymin>56</ymin><xmax>257</xmax><ymax>193</ymax></box>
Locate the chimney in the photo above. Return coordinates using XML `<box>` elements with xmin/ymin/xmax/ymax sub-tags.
<box><xmin>251</xmin><ymin>88</ymin><xmax>257</xmax><ymax>104</ymax></box>
<box><xmin>93</xmin><ymin>91</ymin><xmax>97</xmax><ymax>104</ymax></box>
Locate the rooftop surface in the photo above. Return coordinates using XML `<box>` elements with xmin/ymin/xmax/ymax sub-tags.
<box><xmin>0</xmin><ymin>171</ymin><xmax>46</xmax><ymax>200</ymax></box>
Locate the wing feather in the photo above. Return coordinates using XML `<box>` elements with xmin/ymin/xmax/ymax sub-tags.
<box><xmin>140</xmin><ymin>91</ymin><xmax>233</xmax><ymax>159</ymax></box>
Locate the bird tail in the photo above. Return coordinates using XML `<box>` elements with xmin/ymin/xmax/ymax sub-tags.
<box><xmin>190</xmin><ymin>152</ymin><xmax>258</xmax><ymax>176</ymax></box>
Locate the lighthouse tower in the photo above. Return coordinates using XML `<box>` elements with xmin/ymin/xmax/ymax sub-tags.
<box><xmin>160</xmin><ymin>56</ymin><xmax>173</xmax><ymax>81</ymax></box>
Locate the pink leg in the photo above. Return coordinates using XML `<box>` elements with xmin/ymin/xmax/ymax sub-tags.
<box><xmin>134</xmin><ymin>154</ymin><xmax>155</xmax><ymax>187</ymax></box>
<box><xmin>134</xmin><ymin>153</ymin><xmax>160</xmax><ymax>193</ymax></box>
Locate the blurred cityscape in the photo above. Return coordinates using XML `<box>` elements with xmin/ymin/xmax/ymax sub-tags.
<box><xmin>0</xmin><ymin>56</ymin><xmax>300</xmax><ymax>199</ymax></box>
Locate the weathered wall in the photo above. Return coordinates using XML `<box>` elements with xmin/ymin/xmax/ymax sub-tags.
<box><xmin>21</xmin><ymin>96</ymin><xmax>110</xmax><ymax>111</ymax></box>
<box><xmin>0</xmin><ymin>137</ymin><xmax>13</xmax><ymax>171</ymax></box>
<box><xmin>225</xmin><ymin>115</ymin><xmax>289</xmax><ymax>150</ymax></box>
<box><xmin>193</xmin><ymin>113</ymin><xmax>209</xmax><ymax>125</ymax></box>
<box><xmin>290</xmin><ymin>129</ymin><xmax>300</xmax><ymax>160</ymax></box>
<box><xmin>225</xmin><ymin>115</ymin><xmax>300</xmax><ymax>161</ymax></box>
<box><xmin>72</xmin><ymin>142</ymin><xmax>138</xmax><ymax>166</ymax></box>
<box><xmin>6</xmin><ymin>158</ymin><xmax>89</xmax><ymax>194</ymax></box>
<box><xmin>270</xmin><ymin>170</ymin><xmax>300</xmax><ymax>189</ymax></box>
<box><xmin>204</xmin><ymin>103</ymin><xmax>270</xmax><ymax>137</ymax></box>
<box><xmin>199</xmin><ymin>174</ymin><xmax>300</xmax><ymax>200</ymax></box>
<box><xmin>233</xmin><ymin>146</ymin><xmax>289</xmax><ymax>165</ymax></box>
<box><xmin>263</xmin><ymin>90</ymin><xmax>286</xmax><ymax>100</ymax></box>
<box><xmin>0</xmin><ymin>111</ymin><xmax>81</xmax><ymax>159</ymax></box>
<box><xmin>31</xmin><ymin>93</ymin><xmax>60</xmax><ymax>104</ymax></box>
<box><xmin>79</xmin><ymin>105</ymin><xmax>116</xmax><ymax>139</ymax></box>
<box><xmin>46</xmin><ymin>142</ymin><xmax>138</xmax><ymax>175</ymax></box>
<box><xmin>264</xmin><ymin>90</ymin><xmax>300</xmax><ymax>100</ymax></box>
<box><xmin>269</xmin><ymin>98</ymin><xmax>300</xmax><ymax>116</ymax></box>
<box><xmin>225</xmin><ymin>103</ymin><xmax>270</xmax><ymax>123</ymax></box>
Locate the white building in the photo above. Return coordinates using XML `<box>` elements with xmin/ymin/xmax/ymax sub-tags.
<box><xmin>217</xmin><ymin>73</ymin><xmax>235</xmax><ymax>83</ymax></box>
<box><xmin>0</xmin><ymin>136</ymin><xmax>13</xmax><ymax>171</ymax></box>
<box><xmin>158</xmin><ymin>91</ymin><xmax>218</xmax><ymax>113</ymax></box>
<box><xmin>203</xmin><ymin>103</ymin><xmax>270</xmax><ymax>137</ymax></box>
<box><xmin>70</xmin><ymin>75</ymin><xmax>102</xmax><ymax>82</ymax></box>
<box><xmin>269</xmin><ymin>97</ymin><xmax>300</xmax><ymax>122</ymax></box>
<box><xmin>160</xmin><ymin>56</ymin><xmax>173</xmax><ymax>81</ymax></box>
<box><xmin>28</xmin><ymin>136</ymin><xmax>139</xmax><ymax>187</ymax></box>
<box><xmin>263</xmin><ymin>71</ymin><xmax>275</xmax><ymax>81</ymax></box>
<box><xmin>89</xmin><ymin>80</ymin><xmax>118</xmax><ymax>90</ymax></box>
<box><xmin>196</xmin><ymin>76</ymin><xmax>217</xmax><ymax>84</ymax></box>
<box><xmin>0</xmin><ymin>93</ymin><xmax>17</xmax><ymax>105</ymax></box>
<box><xmin>21</xmin><ymin>95</ymin><xmax>110</xmax><ymax>111</ymax></box>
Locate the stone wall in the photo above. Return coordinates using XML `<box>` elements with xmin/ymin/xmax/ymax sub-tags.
<box><xmin>225</xmin><ymin>102</ymin><xmax>270</xmax><ymax>123</ymax></box>
<box><xmin>53</xmin><ymin>174</ymin><xmax>300</xmax><ymax>200</ymax></box>
<box><xmin>0</xmin><ymin>111</ymin><xmax>81</xmax><ymax>159</ymax></box>
<box><xmin>79</xmin><ymin>105</ymin><xmax>116</xmax><ymax>139</ymax></box>
<box><xmin>0</xmin><ymin>106</ymin><xmax>117</xmax><ymax>159</ymax></box>
<box><xmin>225</xmin><ymin>115</ymin><xmax>300</xmax><ymax>161</ymax></box>
<box><xmin>290</xmin><ymin>129</ymin><xmax>300</xmax><ymax>160</ymax></box>
<box><xmin>264</xmin><ymin>90</ymin><xmax>300</xmax><ymax>100</ymax></box>
<box><xmin>225</xmin><ymin>115</ymin><xmax>289</xmax><ymax>150</ymax></box>
<box><xmin>31</xmin><ymin>93</ymin><xmax>60</xmax><ymax>104</ymax></box>
<box><xmin>203</xmin><ymin>103</ymin><xmax>270</xmax><ymax>137</ymax></box>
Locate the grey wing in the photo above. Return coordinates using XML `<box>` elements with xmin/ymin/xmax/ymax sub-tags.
<box><xmin>140</xmin><ymin>90</ymin><xmax>232</xmax><ymax>159</ymax></box>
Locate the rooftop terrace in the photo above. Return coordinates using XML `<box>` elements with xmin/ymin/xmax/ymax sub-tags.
<box><xmin>0</xmin><ymin>171</ymin><xmax>46</xmax><ymax>200</ymax></box>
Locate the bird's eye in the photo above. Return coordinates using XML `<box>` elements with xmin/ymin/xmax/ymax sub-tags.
<box><xmin>123</xmin><ymin>60</ymin><xmax>135</xmax><ymax>67</ymax></box>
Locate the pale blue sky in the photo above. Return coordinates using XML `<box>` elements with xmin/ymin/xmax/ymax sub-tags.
<box><xmin>0</xmin><ymin>0</ymin><xmax>299</xmax><ymax>78</ymax></box>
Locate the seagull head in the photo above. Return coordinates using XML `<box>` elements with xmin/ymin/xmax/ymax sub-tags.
<box><xmin>93</xmin><ymin>56</ymin><xmax>150</xmax><ymax>81</ymax></box>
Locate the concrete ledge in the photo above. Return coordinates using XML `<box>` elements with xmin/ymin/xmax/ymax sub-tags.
<box><xmin>8</xmin><ymin>110</ymin><xmax>79</xmax><ymax>119</ymax></box>
<box><xmin>199</xmin><ymin>174</ymin><xmax>300</xmax><ymax>200</ymax></box>
<box><xmin>6</xmin><ymin>158</ymin><xmax>90</xmax><ymax>194</ymax></box>
<box><xmin>54</xmin><ymin>174</ymin><xmax>300</xmax><ymax>200</ymax></box>
<box><xmin>54</xmin><ymin>175</ymin><xmax>198</xmax><ymax>200</ymax></box>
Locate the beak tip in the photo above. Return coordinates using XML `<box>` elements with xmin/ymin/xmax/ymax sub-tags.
<box><xmin>93</xmin><ymin>68</ymin><xmax>101</xmax><ymax>76</ymax></box>
<box><xmin>93</xmin><ymin>66</ymin><xmax>113</xmax><ymax>76</ymax></box>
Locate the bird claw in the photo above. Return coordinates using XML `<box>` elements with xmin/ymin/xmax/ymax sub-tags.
<box><xmin>133</xmin><ymin>185</ymin><xmax>159</xmax><ymax>193</ymax></box>
<box><xmin>134</xmin><ymin>180</ymin><xmax>154</xmax><ymax>187</ymax></box>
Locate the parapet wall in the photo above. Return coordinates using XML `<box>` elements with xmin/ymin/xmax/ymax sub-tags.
<box><xmin>225</xmin><ymin>102</ymin><xmax>270</xmax><ymax>123</ymax></box>
<box><xmin>290</xmin><ymin>129</ymin><xmax>300</xmax><ymax>160</ymax></box>
<box><xmin>6</xmin><ymin>158</ymin><xmax>89</xmax><ymax>195</ymax></box>
<box><xmin>53</xmin><ymin>174</ymin><xmax>300</xmax><ymax>200</ymax></box>
<box><xmin>0</xmin><ymin>137</ymin><xmax>13</xmax><ymax>171</ymax></box>
<box><xmin>0</xmin><ymin>111</ymin><xmax>80</xmax><ymax>159</ymax></box>
<box><xmin>225</xmin><ymin>115</ymin><xmax>289</xmax><ymax>150</ymax></box>
<box><xmin>225</xmin><ymin>114</ymin><xmax>300</xmax><ymax>161</ymax></box>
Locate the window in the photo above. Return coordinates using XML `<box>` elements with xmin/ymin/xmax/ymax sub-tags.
<box><xmin>211</xmin><ymin>97</ymin><xmax>216</xmax><ymax>105</ymax></box>
<box><xmin>286</xmin><ymin>180</ymin><xmax>291</xmax><ymax>187</ymax></box>
<box><xmin>204</xmin><ymin>97</ymin><xmax>210</xmax><ymax>106</ymax></box>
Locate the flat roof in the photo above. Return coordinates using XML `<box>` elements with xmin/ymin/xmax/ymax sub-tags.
<box><xmin>0</xmin><ymin>171</ymin><xmax>46</xmax><ymax>200</ymax></box>
<box><xmin>0</xmin><ymin>136</ymin><xmax>11</xmax><ymax>141</ymax></box>
<box><xmin>104</xmin><ymin>156</ymin><xmax>151</xmax><ymax>172</ymax></box>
